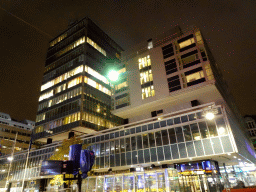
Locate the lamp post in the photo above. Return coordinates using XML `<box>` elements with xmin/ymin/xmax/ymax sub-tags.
<box><xmin>5</xmin><ymin>132</ymin><xmax>18</xmax><ymax>191</ymax></box>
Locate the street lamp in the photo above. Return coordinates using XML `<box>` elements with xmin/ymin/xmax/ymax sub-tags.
<box><xmin>107</xmin><ymin>70</ymin><xmax>119</xmax><ymax>82</ymax></box>
<box><xmin>205</xmin><ymin>112</ymin><xmax>215</xmax><ymax>120</ymax></box>
<box><xmin>7</xmin><ymin>156</ymin><xmax>13</xmax><ymax>161</ymax></box>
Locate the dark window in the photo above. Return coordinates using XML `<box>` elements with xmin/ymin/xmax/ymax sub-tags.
<box><xmin>131</xmin><ymin>136</ymin><xmax>136</xmax><ymax>150</ymax></box>
<box><xmin>137</xmin><ymin>135</ymin><xmax>143</xmax><ymax>150</ymax></box>
<box><xmin>167</xmin><ymin>75</ymin><xmax>181</xmax><ymax>93</ymax></box>
<box><xmin>164</xmin><ymin>59</ymin><xmax>177</xmax><ymax>75</ymax></box>
<box><xmin>168</xmin><ymin>128</ymin><xmax>177</xmax><ymax>144</ymax></box>
<box><xmin>148</xmin><ymin>132</ymin><xmax>155</xmax><ymax>147</ymax></box>
<box><xmin>183</xmin><ymin>125</ymin><xmax>192</xmax><ymax>141</ymax></box>
<box><xmin>162</xmin><ymin>43</ymin><xmax>174</xmax><ymax>59</ymax></box>
<box><xmin>175</xmin><ymin>127</ymin><xmax>184</xmax><ymax>142</ymax></box>
<box><xmin>161</xmin><ymin>130</ymin><xmax>169</xmax><ymax>145</ymax></box>
<box><xmin>143</xmin><ymin>134</ymin><xmax>149</xmax><ymax>149</ymax></box>
<box><xmin>155</xmin><ymin>131</ymin><xmax>162</xmax><ymax>146</ymax></box>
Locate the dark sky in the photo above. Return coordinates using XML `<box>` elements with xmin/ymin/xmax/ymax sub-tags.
<box><xmin>0</xmin><ymin>0</ymin><xmax>255</xmax><ymax>121</ymax></box>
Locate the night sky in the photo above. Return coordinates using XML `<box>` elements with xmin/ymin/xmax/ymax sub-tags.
<box><xmin>0</xmin><ymin>0</ymin><xmax>255</xmax><ymax>121</ymax></box>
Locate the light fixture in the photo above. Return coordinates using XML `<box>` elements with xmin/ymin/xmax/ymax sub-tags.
<box><xmin>7</xmin><ymin>157</ymin><xmax>13</xmax><ymax>161</ymax></box>
<box><xmin>56</xmin><ymin>149</ymin><xmax>59</xmax><ymax>151</ymax></box>
<box><xmin>233</xmin><ymin>156</ymin><xmax>237</xmax><ymax>159</ymax></box>
<box><xmin>227</xmin><ymin>153</ymin><xmax>231</xmax><ymax>156</ymax></box>
<box><xmin>189</xmin><ymin>158</ymin><xmax>192</xmax><ymax>160</ymax></box>
<box><xmin>108</xmin><ymin>70</ymin><xmax>119</xmax><ymax>82</ymax></box>
<box><xmin>1</xmin><ymin>170</ymin><xmax>5</xmax><ymax>172</ymax></box>
<box><xmin>158</xmin><ymin>162</ymin><xmax>161</xmax><ymax>164</ymax></box>
<box><xmin>205</xmin><ymin>112</ymin><xmax>215</xmax><ymax>120</ymax></box>
<box><xmin>238</xmin><ymin>159</ymin><xmax>241</xmax><ymax>161</ymax></box>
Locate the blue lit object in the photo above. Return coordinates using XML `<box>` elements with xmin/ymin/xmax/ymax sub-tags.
<box><xmin>80</xmin><ymin>149</ymin><xmax>95</xmax><ymax>179</ymax></box>
<box><xmin>69</xmin><ymin>144</ymin><xmax>82</xmax><ymax>175</ymax></box>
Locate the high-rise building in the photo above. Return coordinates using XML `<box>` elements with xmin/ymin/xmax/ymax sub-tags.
<box><xmin>1</xmin><ymin>22</ymin><xmax>256</xmax><ymax>192</ymax></box>
<box><xmin>245</xmin><ymin>115</ymin><xmax>256</xmax><ymax>150</ymax></box>
<box><xmin>33</xmin><ymin>17</ymin><xmax>124</xmax><ymax>144</ymax></box>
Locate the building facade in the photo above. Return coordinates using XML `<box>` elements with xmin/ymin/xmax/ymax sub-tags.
<box><xmin>0</xmin><ymin>22</ymin><xmax>256</xmax><ymax>192</ymax></box>
<box><xmin>33</xmin><ymin>17</ymin><xmax>124</xmax><ymax>144</ymax></box>
<box><xmin>0</xmin><ymin>112</ymin><xmax>35</xmax><ymax>156</ymax></box>
<box><xmin>245</xmin><ymin>115</ymin><xmax>256</xmax><ymax>150</ymax></box>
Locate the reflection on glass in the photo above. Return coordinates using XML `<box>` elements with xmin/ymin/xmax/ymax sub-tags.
<box><xmin>207</xmin><ymin>120</ymin><xmax>218</xmax><ymax>137</ymax></box>
<box><xmin>175</xmin><ymin>127</ymin><xmax>184</xmax><ymax>142</ymax></box>
<box><xmin>198</xmin><ymin>122</ymin><xmax>210</xmax><ymax>138</ymax></box>
<box><xmin>183</xmin><ymin>125</ymin><xmax>192</xmax><ymax>141</ymax></box>
<box><xmin>143</xmin><ymin>134</ymin><xmax>149</xmax><ymax>149</ymax></box>
<box><xmin>126</xmin><ymin>137</ymin><xmax>131</xmax><ymax>151</ymax></box>
<box><xmin>105</xmin><ymin>142</ymin><xmax>110</xmax><ymax>155</ymax></box>
<box><xmin>155</xmin><ymin>131</ymin><xmax>162</xmax><ymax>146</ymax></box>
<box><xmin>148</xmin><ymin>132</ymin><xmax>156</xmax><ymax>147</ymax></box>
<box><xmin>161</xmin><ymin>130</ymin><xmax>169</xmax><ymax>145</ymax></box>
<box><xmin>145</xmin><ymin>172</ymin><xmax>157</xmax><ymax>192</ymax></box>
<box><xmin>157</xmin><ymin>172</ymin><xmax>166</xmax><ymax>191</ymax></box>
<box><xmin>136</xmin><ymin>174</ymin><xmax>145</xmax><ymax>190</ymax></box>
<box><xmin>115</xmin><ymin>140</ymin><xmax>120</xmax><ymax>154</ymax></box>
<box><xmin>131</xmin><ymin>136</ymin><xmax>136</xmax><ymax>150</ymax></box>
<box><xmin>168</xmin><ymin>128</ymin><xmax>177</xmax><ymax>144</ymax></box>
<box><xmin>105</xmin><ymin>177</ymin><xmax>114</xmax><ymax>192</ymax></box>
<box><xmin>110</xmin><ymin>141</ymin><xmax>115</xmax><ymax>154</ymax></box>
<box><xmin>123</xmin><ymin>174</ymin><xmax>134</xmax><ymax>191</ymax></box>
<box><xmin>120</xmin><ymin>138</ymin><xmax>125</xmax><ymax>153</ymax></box>
<box><xmin>190</xmin><ymin>123</ymin><xmax>201</xmax><ymax>140</ymax></box>
<box><xmin>215</xmin><ymin>117</ymin><xmax>227</xmax><ymax>136</ymax></box>
<box><xmin>137</xmin><ymin>135</ymin><xmax>143</xmax><ymax>150</ymax></box>
<box><xmin>100</xmin><ymin>143</ymin><xmax>105</xmax><ymax>156</ymax></box>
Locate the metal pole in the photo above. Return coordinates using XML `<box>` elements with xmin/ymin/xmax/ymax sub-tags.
<box><xmin>5</xmin><ymin>132</ymin><xmax>18</xmax><ymax>191</ymax></box>
<box><xmin>21</xmin><ymin>145</ymin><xmax>31</xmax><ymax>191</ymax></box>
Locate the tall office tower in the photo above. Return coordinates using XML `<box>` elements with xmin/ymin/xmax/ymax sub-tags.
<box><xmin>33</xmin><ymin>18</ymin><xmax>124</xmax><ymax>143</ymax></box>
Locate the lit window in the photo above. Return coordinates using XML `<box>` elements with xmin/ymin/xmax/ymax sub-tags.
<box><xmin>87</xmin><ymin>37</ymin><xmax>106</xmax><ymax>56</ymax></box>
<box><xmin>39</xmin><ymin>90</ymin><xmax>53</xmax><ymax>102</ymax></box>
<box><xmin>179</xmin><ymin>38</ymin><xmax>195</xmax><ymax>49</ymax></box>
<box><xmin>195</xmin><ymin>31</ymin><xmax>203</xmax><ymax>44</ymax></box>
<box><xmin>186</xmin><ymin>71</ymin><xmax>204</xmax><ymax>83</ymax></box>
<box><xmin>138</xmin><ymin>55</ymin><xmax>151</xmax><ymax>70</ymax></box>
<box><xmin>205</xmin><ymin>64</ymin><xmax>214</xmax><ymax>80</ymax></box>
<box><xmin>142</xmin><ymin>86</ymin><xmax>155</xmax><ymax>99</ymax></box>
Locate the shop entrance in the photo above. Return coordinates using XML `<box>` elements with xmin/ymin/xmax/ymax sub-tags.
<box><xmin>179</xmin><ymin>174</ymin><xmax>209</xmax><ymax>192</ymax></box>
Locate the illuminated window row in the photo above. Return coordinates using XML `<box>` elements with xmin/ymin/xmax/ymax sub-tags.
<box><xmin>49</xmin><ymin>33</ymin><xmax>67</xmax><ymax>47</ymax></box>
<box><xmin>140</xmin><ymin>70</ymin><xmax>153</xmax><ymax>85</ymax></box>
<box><xmin>185</xmin><ymin>71</ymin><xmax>204</xmax><ymax>84</ymax></box>
<box><xmin>205</xmin><ymin>64</ymin><xmax>214</xmax><ymax>80</ymax></box>
<box><xmin>179</xmin><ymin>38</ymin><xmax>195</xmax><ymax>49</ymax></box>
<box><xmin>45</xmin><ymin>47</ymin><xmax>84</xmax><ymax>73</ymax></box>
<box><xmin>36</xmin><ymin>114</ymin><xmax>45</xmax><ymax>123</ymax></box>
<box><xmin>56</xmin><ymin>37</ymin><xmax>85</xmax><ymax>57</ymax></box>
<box><xmin>85</xmin><ymin>76</ymin><xmax>111</xmax><ymax>96</ymax></box>
<box><xmin>68</xmin><ymin>76</ymin><xmax>83</xmax><ymax>88</ymax></box>
<box><xmin>39</xmin><ymin>75</ymin><xmax>109</xmax><ymax>102</ymax></box>
<box><xmin>34</xmin><ymin>112</ymin><xmax>81</xmax><ymax>133</ymax></box>
<box><xmin>38</xmin><ymin>87</ymin><xmax>82</xmax><ymax>111</ymax></box>
<box><xmin>55</xmin><ymin>84</ymin><xmax>67</xmax><ymax>94</ymax></box>
<box><xmin>82</xmin><ymin>112</ymin><xmax>116</xmax><ymax>129</ymax></box>
<box><xmin>39</xmin><ymin>76</ymin><xmax>82</xmax><ymax>102</ymax></box>
<box><xmin>87</xmin><ymin>37</ymin><xmax>106</xmax><ymax>56</ymax></box>
<box><xmin>41</xmin><ymin>65</ymin><xmax>83</xmax><ymax>91</ymax></box>
<box><xmin>43</xmin><ymin>55</ymin><xmax>84</xmax><ymax>82</ymax></box>
<box><xmin>142</xmin><ymin>86</ymin><xmax>155</xmax><ymax>100</ymax></box>
<box><xmin>116</xmin><ymin>96</ymin><xmax>129</xmax><ymax>106</ymax></box>
<box><xmin>115</xmin><ymin>81</ymin><xmax>128</xmax><ymax>91</ymax></box>
<box><xmin>85</xmin><ymin>65</ymin><xmax>109</xmax><ymax>85</ymax></box>
<box><xmin>39</xmin><ymin>90</ymin><xmax>53</xmax><ymax>102</ymax></box>
<box><xmin>139</xmin><ymin>55</ymin><xmax>151</xmax><ymax>70</ymax></box>
<box><xmin>36</xmin><ymin>100</ymin><xmax>80</xmax><ymax>123</ymax></box>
